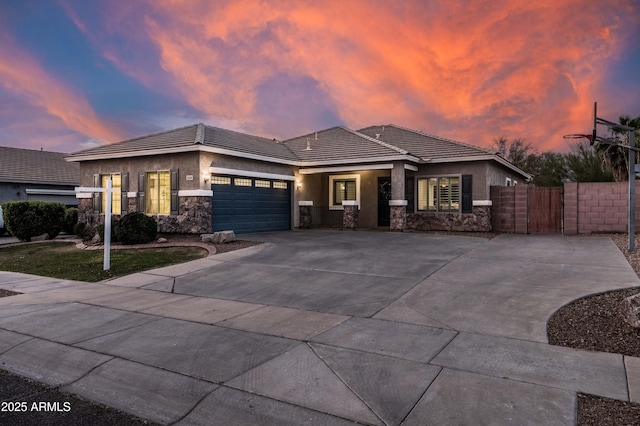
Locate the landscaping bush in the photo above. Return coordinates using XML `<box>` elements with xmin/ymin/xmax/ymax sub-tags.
<box><xmin>73</xmin><ymin>222</ymin><xmax>96</xmax><ymax>241</ymax></box>
<box><xmin>97</xmin><ymin>219</ymin><xmax>120</xmax><ymax>243</ymax></box>
<box><xmin>0</xmin><ymin>204</ymin><xmax>5</xmax><ymax>236</ymax></box>
<box><xmin>2</xmin><ymin>201</ymin><xmax>66</xmax><ymax>242</ymax></box>
<box><xmin>63</xmin><ymin>208</ymin><xmax>78</xmax><ymax>234</ymax></box>
<box><xmin>115</xmin><ymin>212</ymin><xmax>157</xmax><ymax>245</ymax></box>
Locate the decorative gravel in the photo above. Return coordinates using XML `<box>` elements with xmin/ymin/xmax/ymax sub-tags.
<box><xmin>549</xmin><ymin>233</ymin><xmax>640</xmax><ymax>425</ymax></box>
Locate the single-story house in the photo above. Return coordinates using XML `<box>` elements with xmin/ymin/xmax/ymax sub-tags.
<box><xmin>0</xmin><ymin>146</ymin><xmax>80</xmax><ymax>206</ymax></box>
<box><xmin>65</xmin><ymin>123</ymin><xmax>529</xmax><ymax>233</ymax></box>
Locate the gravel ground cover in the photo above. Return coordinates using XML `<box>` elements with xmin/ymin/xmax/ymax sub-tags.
<box><xmin>549</xmin><ymin>233</ymin><xmax>640</xmax><ymax>425</ymax></box>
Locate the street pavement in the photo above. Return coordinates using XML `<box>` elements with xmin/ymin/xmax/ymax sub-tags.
<box><xmin>0</xmin><ymin>230</ymin><xmax>639</xmax><ymax>425</ymax></box>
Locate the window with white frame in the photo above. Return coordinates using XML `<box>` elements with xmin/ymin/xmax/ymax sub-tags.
<box><xmin>334</xmin><ymin>180</ymin><xmax>356</xmax><ymax>205</ymax></box>
<box><xmin>146</xmin><ymin>171</ymin><xmax>171</xmax><ymax>215</ymax></box>
<box><xmin>329</xmin><ymin>174</ymin><xmax>360</xmax><ymax>208</ymax></box>
<box><xmin>417</xmin><ymin>176</ymin><xmax>460</xmax><ymax>212</ymax></box>
<box><xmin>101</xmin><ymin>173</ymin><xmax>121</xmax><ymax>214</ymax></box>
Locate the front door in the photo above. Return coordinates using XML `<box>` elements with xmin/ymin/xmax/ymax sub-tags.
<box><xmin>378</xmin><ymin>177</ymin><xmax>391</xmax><ymax>227</ymax></box>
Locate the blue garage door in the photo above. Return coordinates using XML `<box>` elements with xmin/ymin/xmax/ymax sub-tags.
<box><xmin>212</xmin><ymin>176</ymin><xmax>291</xmax><ymax>233</ymax></box>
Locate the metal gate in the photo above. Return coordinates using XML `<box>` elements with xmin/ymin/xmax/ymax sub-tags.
<box><xmin>528</xmin><ymin>187</ymin><xmax>563</xmax><ymax>233</ymax></box>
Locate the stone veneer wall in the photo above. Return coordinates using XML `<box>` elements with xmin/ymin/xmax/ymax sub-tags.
<box><xmin>406</xmin><ymin>206</ymin><xmax>491</xmax><ymax>232</ymax></box>
<box><xmin>156</xmin><ymin>196</ymin><xmax>212</xmax><ymax>233</ymax></box>
<box><xmin>342</xmin><ymin>205</ymin><xmax>359</xmax><ymax>229</ymax></box>
<box><xmin>390</xmin><ymin>206</ymin><xmax>406</xmax><ymax>231</ymax></box>
<box><xmin>299</xmin><ymin>205</ymin><xmax>312</xmax><ymax>229</ymax></box>
<box><xmin>77</xmin><ymin>196</ymin><xmax>212</xmax><ymax>234</ymax></box>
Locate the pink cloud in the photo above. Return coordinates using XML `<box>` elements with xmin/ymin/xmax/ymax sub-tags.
<box><xmin>66</xmin><ymin>0</ymin><xmax>640</xmax><ymax>150</ymax></box>
<box><xmin>0</xmin><ymin>31</ymin><xmax>123</xmax><ymax>148</ymax></box>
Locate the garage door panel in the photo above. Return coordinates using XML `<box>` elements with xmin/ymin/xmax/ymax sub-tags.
<box><xmin>212</xmin><ymin>177</ymin><xmax>291</xmax><ymax>233</ymax></box>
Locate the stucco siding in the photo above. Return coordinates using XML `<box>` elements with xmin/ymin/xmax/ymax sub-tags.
<box><xmin>208</xmin><ymin>153</ymin><xmax>295</xmax><ymax>177</ymax></box>
<box><xmin>414</xmin><ymin>160</ymin><xmax>526</xmax><ymax>201</ymax></box>
<box><xmin>79</xmin><ymin>152</ymin><xmax>202</xmax><ymax>192</ymax></box>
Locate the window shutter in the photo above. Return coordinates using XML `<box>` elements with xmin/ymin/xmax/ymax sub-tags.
<box><xmin>462</xmin><ymin>174</ymin><xmax>473</xmax><ymax>213</ymax></box>
<box><xmin>170</xmin><ymin>170</ymin><xmax>179</xmax><ymax>215</ymax></box>
<box><xmin>121</xmin><ymin>173</ymin><xmax>129</xmax><ymax>214</ymax></box>
<box><xmin>405</xmin><ymin>177</ymin><xmax>415</xmax><ymax>213</ymax></box>
<box><xmin>138</xmin><ymin>173</ymin><xmax>146</xmax><ymax>213</ymax></box>
<box><xmin>93</xmin><ymin>174</ymin><xmax>101</xmax><ymax>213</ymax></box>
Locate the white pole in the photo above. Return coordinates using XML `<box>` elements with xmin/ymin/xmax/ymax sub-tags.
<box><xmin>104</xmin><ymin>179</ymin><xmax>112</xmax><ymax>270</ymax></box>
<box><xmin>630</xmin><ymin>130</ymin><xmax>636</xmax><ymax>253</ymax></box>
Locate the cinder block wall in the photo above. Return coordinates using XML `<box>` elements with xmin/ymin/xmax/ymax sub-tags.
<box><xmin>563</xmin><ymin>181</ymin><xmax>640</xmax><ymax>234</ymax></box>
<box><xmin>490</xmin><ymin>185</ymin><xmax>528</xmax><ymax>234</ymax></box>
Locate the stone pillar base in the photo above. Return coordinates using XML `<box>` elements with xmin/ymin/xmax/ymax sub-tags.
<box><xmin>342</xmin><ymin>205</ymin><xmax>359</xmax><ymax>229</ymax></box>
<box><xmin>390</xmin><ymin>205</ymin><xmax>406</xmax><ymax>231</ymax></box>
<box><xmin>299</xmin><ymin>205</ymin><xmax>312</xmax><ymax>228</ymax></box>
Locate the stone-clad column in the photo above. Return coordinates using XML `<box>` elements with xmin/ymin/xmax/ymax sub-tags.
<box><xmin>389</xmin><ymin>200</ymin><xmax>408</xmax><ymax>231</ymax></box>
<box><xmin>390</xmin><ymin>162</ymin><xmax>408</xmax><ymax>230</ymax></box>
<box><xmin>299</xmin><ymin>201</ymin><xmax>313</xmax><ymax>229</ymax></box>
<box><xmin>342</xmin><ymin>200</ymin><xmax>359</xmax><ymax>229</ymax></box>
<box><xmin>391</xmin><ymin>162</ymin><xmax>405</xmax><ymax>200</ymax></box>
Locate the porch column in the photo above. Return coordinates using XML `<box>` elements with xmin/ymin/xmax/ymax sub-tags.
<box><xmin>342</xmin><ymin>200</ymin><xmax>359</xmax><ymax>229</ymax></box>
<box><xmin>390</xmin><ymin>162</ymin><xmax>407</xmax><ymax>231</ymax></box>
<box><xmin>299</xmin><ymin>201</ymin><xmax>313</xmax><ymax>229</ymax></box>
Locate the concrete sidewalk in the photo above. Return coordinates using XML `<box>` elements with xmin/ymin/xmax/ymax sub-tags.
<box><xmin>0</xmin><ymin>231</ymin><xmax>639</xmax><ymax>425</ymax></box>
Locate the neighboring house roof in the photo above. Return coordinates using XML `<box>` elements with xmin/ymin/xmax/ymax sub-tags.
<box><xmin>0</xmin><ymin>146</ymin><xmax>79</xmax><ymax>185</ymax></box>
<box><xmin>359</xmin><ymin>124</ymin><xmax>530</xmax><ymax>179</ymax></box>
<box><xmin>66</xmin><ymin>123</ymin><xmax>299</xmax><ymax>164</ymax></box>
<box><xmin>282</xmin><ymin>126</ymin><xmax>418</xmax><ymax>165</ymax></box>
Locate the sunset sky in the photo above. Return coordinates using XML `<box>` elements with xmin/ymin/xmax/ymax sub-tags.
<box><xmin>1</xmin><ymin>0</ymin><xmax>639</xmax><ymax>154</ymax></box>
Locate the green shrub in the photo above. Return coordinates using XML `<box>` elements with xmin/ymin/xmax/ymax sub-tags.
<box><xmin>2</xmin><ymin>201</ymin><xmax>66</xmax><ymax>242</ymax></box>
<box><xmin>63</xmin><ymin>208</ymin><xmax>78</xmax><ymax>234</ymax></box>
<box><xmin>73</xmin><ymin>222</ymin><xmax>96</xmax><ymax>241</ymax></box>
<box><xmin>0</xmin><ymin>205</ymin><xmax>5</xmax><ymax>237</ymax></box>
<box><xmin>115</xmin><ymin>212</ymin><xmax>157</xmax><ymax>245</ymax></box>
<box><xmin>97</xmin><ymin>219</ymin><xmax>120</xmax><ymax>243</ymax></box>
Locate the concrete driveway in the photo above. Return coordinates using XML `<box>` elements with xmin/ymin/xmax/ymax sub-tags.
<box><xmin>0</xmin><ymin>230</ymin><xmax>639</xmax><ymax>425</ymax></box>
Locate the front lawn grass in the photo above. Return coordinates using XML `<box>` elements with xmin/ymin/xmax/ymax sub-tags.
<box><xmin>0</xmin><ymin>242</ymin><xmax>208</xmax><ymax>282</ymax></box>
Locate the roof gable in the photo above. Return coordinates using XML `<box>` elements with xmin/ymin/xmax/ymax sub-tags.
<box><xmin>358</xmin><ymin>124</ymin><xmax>495</xmax><ymax>160</ymax></box>
<box><xmin>283</xmin><ymin>126</ymin><xmax>412</xmax><ymax>164</ymax></box>
<box><xmin>66</xmin><ymin>123</ymin><xmax>298</xmax><ymax>163</ymax></box>
<box><xmin>0</xmin><ymin>146</ymin><xmax>79</xmax><ymax>185</ymax></box>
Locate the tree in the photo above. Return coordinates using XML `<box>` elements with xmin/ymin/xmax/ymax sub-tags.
<box><xmin>565</xmin><ymin>141</ymin><xmax>614</xmax><ymax>182</ymax></box>
<box><xmin>527</xmin><ymin>152</ymin><xmax>569</xmax><ymax>187</ymax></box>
<box><xmin>493</xmin><ymin>137</ymin><xmax>534</xmax><ymax>171</ymax></box>
<box><xmin>494</xmin><ymin>137</ymin><xmax>568</xmax><ymax>186</ymax></box>
<box><xmin>595</xmin><ymin>115</ymin><xmax>640</xmax><ymax>182</ymax></box>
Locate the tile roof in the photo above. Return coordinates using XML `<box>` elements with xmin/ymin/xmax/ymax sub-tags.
<box><xmin>282</xmin><ymin>126</ymin><xmax>410</xmax><ymax>163</ymax></box>
<box><xmin>66</xmin><ymin>123</ymin><xmax>298</xmax><ymax>162</ymax></box>
<box><xmin>204</xmin><ymin>125</ymin><xmax>298</xmax><ymax>161</ymax></box>
<box><xmin>0</xmin><ymin>146</ymin><xmax>79</xmax><ymax>185</ymax></box>
<box><xmin>358</xmin><ymin>124</ymin><xmax>496</xmax><ymax>161</ymax></box>
<box><xmin>65</xmin><ymin>122</ymin><xmax>526</xmax><ymax>178</ymax></box>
